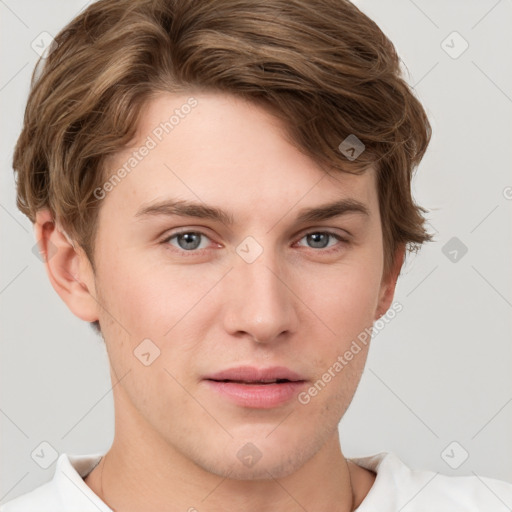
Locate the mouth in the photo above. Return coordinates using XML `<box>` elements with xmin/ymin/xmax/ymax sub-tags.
<box><xmin>204</xmin><ymin>365</ymin><xmax>306</xmax><ymax>383</ymax></box>
<box><xmin>207</xmin><ymin>378</ymin><xmax>300</xmax><ymax>385</ymax></box>
<box><xmin>202</xmin><ymin>366</ymin><xmax>308</xmax><ymax>408</ymax></box>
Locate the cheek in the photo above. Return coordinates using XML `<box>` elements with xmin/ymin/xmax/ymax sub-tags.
<box><xmin>95</xmin><ymin>251</ymin><xmax>185</xmax><ymax>330</ymax></box>
<box><xmin>301</xmin><ymin>262</ymin><xmax>381</xmax><ymax>336</ymax></box>
<box><xmin>95</xmin><ymin>252</ymin><xmax>226</xmax><ymax>362</ymax></box>
<box><xmin>293</xmin><ymin>254</ymin><xmax>382</xmax><ymax>397</ymax></box>
<box><xmin>93</xmin><ymin>260</ymin><xmax>199</xmax><ymax>423</ymax></box>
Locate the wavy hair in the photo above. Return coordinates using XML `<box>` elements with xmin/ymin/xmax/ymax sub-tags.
<box><xmin>14</xmin><ymin>0</ymin><xmax>433</xmax><ymax>293</ymax></box>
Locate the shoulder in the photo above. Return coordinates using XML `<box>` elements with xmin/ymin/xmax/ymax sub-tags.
<box><xmin>0</xmin><ymin>453</ymin><xmax>107</xmax><ymax>512</ymax></box>
<box><xmin>351</xmin><ymin>451</ymin><xmax>512</xmax><ymax>511</ymax></box>
<box><xmin>1</xmin><ymin>480</ymin><xmax>56</xmax><ymax>512</ymax></box>
<box><xmin>0</xmin><ymin>480</ymin><xmax>61</xmax><ymax>512</ymax></box>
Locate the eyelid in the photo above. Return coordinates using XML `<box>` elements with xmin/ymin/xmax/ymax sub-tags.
<box><xmin>163</xmin><ymin>230</ymin><xmax>207</xmax><ymax>242</ymax></box>
<box><xmin>161</xmin><ymin>226</ymin><xmax>217</xmax><ymax>241</ymax></box>
<box><xmin>295</xmin><ymin>226</ymin><xmax>352</xmax><ymax>242</ymax></box>
<box><xmin>160</xmin><ymin>228</ymin><xmax>221</xmax><ymax>255</ymax></box>
<box><xmin>294</xmin><ymin>229</ymin><xmax>350</xmax><ymax>250</ymax></box>
<box><xmin>161</xmin><ymin>227</ymin><xmax>349</xmax><ymax>239</ymax></box>
<box><xmin>160</xmin><ymin>227</ymin><xmax>351</xmax><ymax>254</ymax></box>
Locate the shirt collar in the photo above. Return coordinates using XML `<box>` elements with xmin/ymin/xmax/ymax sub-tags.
<box><xmin>53</xmin><ymin>453</ymin><xmax>112</xmax><ymax>511</ymax></box>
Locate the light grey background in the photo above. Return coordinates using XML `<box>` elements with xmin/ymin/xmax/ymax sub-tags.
<box><xmin>1</xmin><ymin>0</ymin><xmax>511</xmax><ymax>505</ymax></box>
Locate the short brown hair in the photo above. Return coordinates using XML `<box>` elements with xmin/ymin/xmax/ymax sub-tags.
<box><xmin>13</xmin><ymin>0</ymin><xmax>433</xmax><ymax>282</ymax></box>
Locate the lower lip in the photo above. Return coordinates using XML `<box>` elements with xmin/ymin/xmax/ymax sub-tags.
<box><xmin>203</xmin><ymin>380</ymin><xmax>308</xmax><ymax>408</ymax></box>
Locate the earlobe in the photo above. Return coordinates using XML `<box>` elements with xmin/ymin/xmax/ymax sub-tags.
<box><xmin>375</xmin><ymin>244</ymin><xmax>406</xmax><ymax>321</ymax></box>
<box><xmin>34</xmin><ymin>209</ymin><xmax>99</xmax><ymax>323</ymax></box>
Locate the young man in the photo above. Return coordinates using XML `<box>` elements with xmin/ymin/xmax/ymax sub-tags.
<box><xmin>3</xmin><ymin>0</ymin><xmax>511</xmax><ymax>510</ymax></box>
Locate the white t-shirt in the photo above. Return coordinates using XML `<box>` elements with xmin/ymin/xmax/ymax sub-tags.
<box><xmin>1</xmin><ymin>451</ymin><xmax>511</xmax><ymax>511</ymax></box>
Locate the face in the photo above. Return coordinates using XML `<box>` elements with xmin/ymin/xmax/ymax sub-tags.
<box><xmin>83</xmin><ymin>91</ymin><xmax>397</xmax><ymax>479</ymax></box>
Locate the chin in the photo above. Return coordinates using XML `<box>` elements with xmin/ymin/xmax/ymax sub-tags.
<box><xmin>207</xmin><ymin>436</ymin><xmax>318</xmax><ymax>481</ymax></box>
<box><xmin>202</xmin><ymin>455</ymin><xmax>302</xmax><ymax>481</ymax></box>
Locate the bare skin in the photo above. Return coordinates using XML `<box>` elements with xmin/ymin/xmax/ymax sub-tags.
<box><xmin>37</xmin><ymin>91</ymin><xmax>403</xmax><ymax>511</ymax></box>
<box><xmin>83</xmin><ymin>449</ymin><xmax>376</xmax><ymax>510</ymax></box>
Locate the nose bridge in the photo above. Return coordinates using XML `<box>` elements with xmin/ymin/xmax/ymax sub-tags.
<box><xmin>224</xmin><ymin>240</ymin><xmax>297</xmax><ymax>342</ymax></box>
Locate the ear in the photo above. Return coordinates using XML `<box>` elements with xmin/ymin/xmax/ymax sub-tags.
<box><xmin>374</xmin><ymin>244</ymin><xmax>406</xmax><ymax>321</ymax></box>
<box><xmin>34</xmin><ymin>209</ymin><xmax>99</xmax><ymax>323</ymax></box>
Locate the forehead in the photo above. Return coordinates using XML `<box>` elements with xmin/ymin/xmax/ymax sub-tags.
<box><xmin>100</xmin><ymin>91</ymin><xmax>378</xmax><ymax>223</ymax></box>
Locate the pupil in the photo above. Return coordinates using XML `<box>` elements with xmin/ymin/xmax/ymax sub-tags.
<box><xmin>178</xmin><ymin>233</ymin><xmax>201</xmax><ymax>250</ymax></box>
<box><xmin>308</xmin><ymin>233</ymin><xmax>328</xmax><ymax>248</ymax></box>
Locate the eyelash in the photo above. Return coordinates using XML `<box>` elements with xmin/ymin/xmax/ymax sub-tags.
<box><xmin>160</xmin><ymin>229</ymin><xmax>350</xmax><ymax>256</ymax></box>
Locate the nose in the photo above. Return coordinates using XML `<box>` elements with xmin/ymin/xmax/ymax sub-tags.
<box><xmin>222</xmin><ymin>249</ymin><xmax>298</xmax><ymax>344</ymax></box>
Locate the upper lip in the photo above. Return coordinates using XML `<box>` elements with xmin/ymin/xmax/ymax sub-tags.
<box><xmin>204</xmin><ymin>366</ymin><xmax>307</xmax><ymax>383</ymax></box>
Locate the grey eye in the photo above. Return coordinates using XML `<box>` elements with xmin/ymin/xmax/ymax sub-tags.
<box><xmin>169</xmin><ymin>232</ymin><xmax>206</xmax><ymax>251</ymax></box>
<box><xmin>305</xmin><ymin>233</ymin><xmax>331</xmax><ymax>249</ymax></box>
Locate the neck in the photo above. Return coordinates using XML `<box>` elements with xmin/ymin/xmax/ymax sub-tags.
<box><xmin>86</xmin><ymin>434</ymin><xmax>363</xmax><ymax>512</ymax></box>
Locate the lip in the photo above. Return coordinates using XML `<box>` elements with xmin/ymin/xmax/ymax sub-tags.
<box><xmin>204</xmin><ymin>365</ymin><xmax>306</xmax><ymax>383</ymax></box>
<box><xmin>203</xmin><ymin>366</ymin><xmax>308</xmax><ymax>409</ymax></box>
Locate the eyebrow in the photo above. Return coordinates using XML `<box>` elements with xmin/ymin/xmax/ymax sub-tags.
<box><xmin>135</xmin><ymin>197</ymin><xmax>370</xmax><ymax>225</ymax></box>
